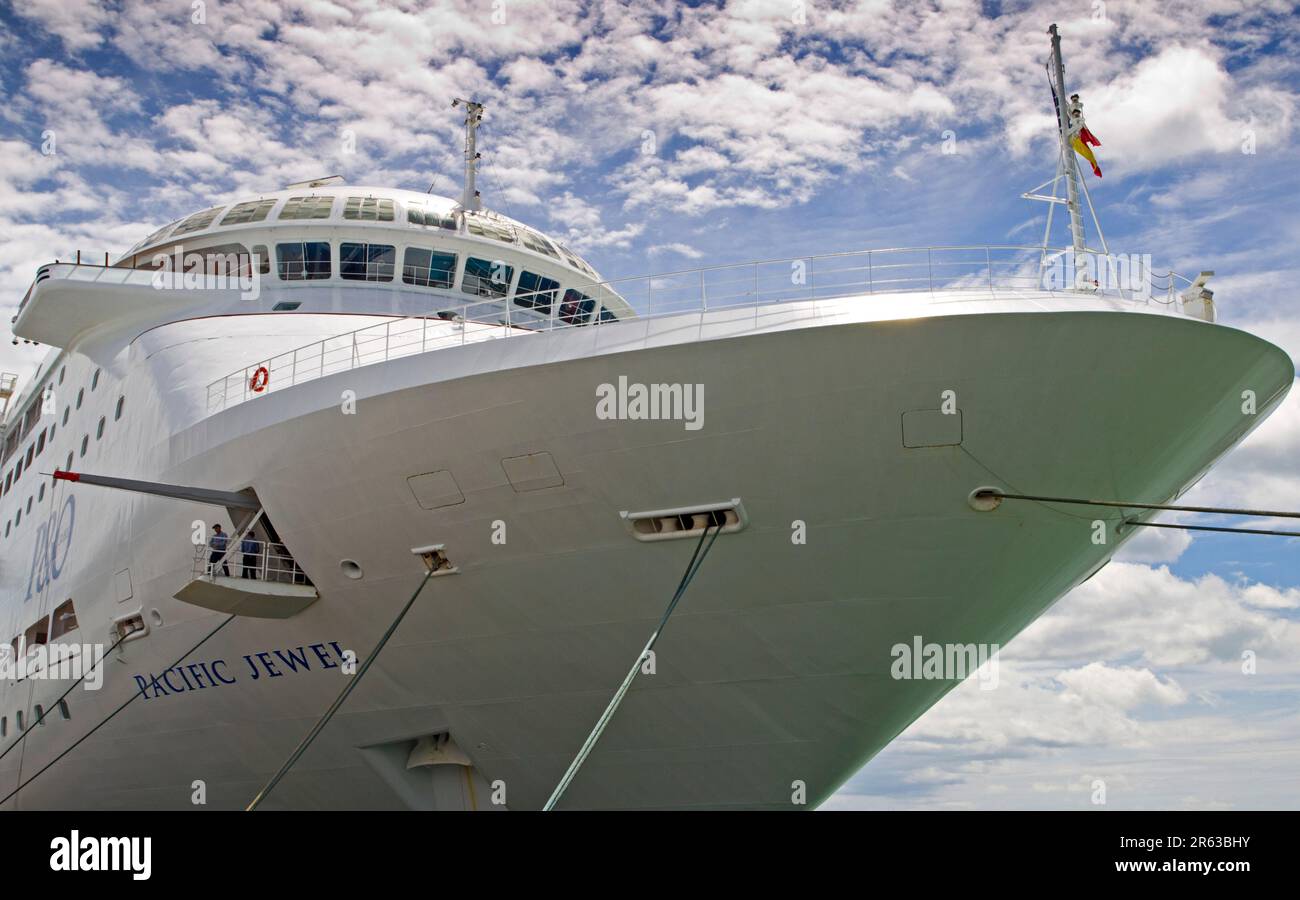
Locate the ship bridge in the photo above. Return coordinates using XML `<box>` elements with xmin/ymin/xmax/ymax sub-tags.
<box><xmin>10</xmin><ymin>182</ymin><xmax>634</xmax><ymax>349</ymax></box>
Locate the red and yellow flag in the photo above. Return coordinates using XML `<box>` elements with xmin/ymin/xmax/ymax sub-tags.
<box><xmin>1071</xmin><ymin>135</ymin><xmax>1102</xmax><ymax>177</ymax></box>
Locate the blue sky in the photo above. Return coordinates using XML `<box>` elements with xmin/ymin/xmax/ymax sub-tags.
<box><xmin>2</xmin><ymin>0</ymin><xmax>1299</xmax><ymax>809</ymax></box>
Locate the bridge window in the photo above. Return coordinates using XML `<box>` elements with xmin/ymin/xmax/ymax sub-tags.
<box><xmin>403</xmin><ymin>248</ymin><xmax>458</xmax><ymax>289</ymax></box>
<box><xmin>220</xmin><ymin>199</ymin><xmax>276</xmax><ymax>225</ymax></box>
<box><xmin>514</xmin><ymin>271</ymin><xmax>560</xmax><ymax>313</ymax></box>
<box><xmin>171</xmin><ymin>206</ymin><xmax>225</xmax><ymax>237</ymax></box>
<box><xmin>559</xmin><ymin>289</ymin><xmax>596</xmax><ymax>325</ymax></box>
<box><xmin>251</xmin><ymin>245</ymin><xmax>270</xmax><ymax>275</ymax></box>
<box><xmin>340</xmin><ymin>242</ymin><xmax>396</xmax><ymax>282</ymax></box>
<box><xmin>408</xmin><ymin>206</ymin><xmax>458</xmax><ymax>230</ymax></box>
<box><xmin>343</xmin><ymin>197</ymin><xmax>395</xmax><ymax>221</ymax></box>
<box><xmin>277</xmin><ymin>242</ymin><xmax>332</xmax><ymax>280</ymax></box>
<box><xmin>278</xmin><ymin>196</ymin><xmax>335</xmax><ymax>220</ymax></box>
<box><xmin>24</xmin><ymin>616</ymin><xmax>48</xmax><ymax>651</ymax></box>
<box><xmin>465</xmin><ymin>216</ymin><xmax>517</xmax><ymax>244</ymax></box>
<box><xmin>461</xmin><ymin>257</ymin><xmax>513</xmax><ymax>299</ymax></box>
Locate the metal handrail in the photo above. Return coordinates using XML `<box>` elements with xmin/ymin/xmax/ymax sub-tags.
<box><xmin>192</xmin><ymin>541</ymin><xmax>309</xmax><ymax>585</ymax></box>
<box><xmin>203</xmin><ymin>244</ymin><xmax>1201</xmax><ymax>412</ymax></box>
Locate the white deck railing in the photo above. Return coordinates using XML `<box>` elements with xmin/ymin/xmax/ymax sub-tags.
<box><xmin>189</xmin><ymin>244</ymin><xmax>1198</xmax><ymax>413</ymax></box>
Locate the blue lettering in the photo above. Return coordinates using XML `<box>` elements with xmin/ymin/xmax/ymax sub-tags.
<box><xmin>274</xmin><ymin>647</ymin><xmax>311</xmax><ymax>673</ymax></box>
<box><xmin>211</xmin><ymin>660</ymin><xmax>237</xmax><ymax>685</ymax></box>
<box><xmin>309</xmin><ymin>643</ymin><xmax>338</xmax><ymax>670</ymax></box>
<box><xmin>242</xmin><ymin>654</ymin><xmax>259</xmax><ymax>680</ymax></box>
<box><xmin>256</xmin><ymin>651</ymin><xmax>282</xmax><ymax>677</ymax></box>
<box><xmin>132</xmin><ymin>675</ymin><xmax>150</xmax><ymax>700</ymax></box>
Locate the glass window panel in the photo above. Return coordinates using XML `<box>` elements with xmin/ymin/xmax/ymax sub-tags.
<box><xmin>278</xmin><ymin>196</ymin><xmax>335</xmax><ymax>220</ymax></box>
<box><xmin>340</xmin><ymin>243</ymin><xmax>395</xmax><ymax>281</ymax></box>
<box><xmin>558</xmin><ymin>288</ymin><xmax>596</xmax><ymax>325</ymax></box>
<box><xmin>171</xmin><ymin>207</ymin><xmax>225</xmax><ymax>237</ymax></box>
<box><xmin>219</xmin><ymin>199</ymin><xmax>277</xmax><ymax>225</ymax></box>
<box><xmin>402</xmin><ymin>248</ymin><xmax>457</xmax><ymax>288</ymax></box>
<box><xmin>277</xmin><ymin>242</ymin><xmax>331</xmax><ymax>280</ymax></box>
<box><xmin>343</xmin><ymin>197</ymin><xmax>395</xmax><ymax>221</ymax></box>
<box><xmin>461</xmin><ymin>257</ymin><xmax>513</xmax><ymax>298</ymax></box>
<box><xmin>514</xmin><ymin>271</ymin><xmax>559</xmax><ymax>312</ymax></box>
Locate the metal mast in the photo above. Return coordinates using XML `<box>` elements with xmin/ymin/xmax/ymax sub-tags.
<box><xmin>1048</xmin><ymin>24</ymin><xmax>1086</xmax><ymax>264</ymax></box>
<box><xmin>452</xmin><ymin>98</ymin><xmax>484</xmax><ymax>212</ymax></box>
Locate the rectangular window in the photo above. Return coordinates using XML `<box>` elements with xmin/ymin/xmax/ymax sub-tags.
<box><xmin>339</xmin><ymin>243</ymin><xmax>396</xmax><ymax>282</ymax></box>
<box><xmin>559</xmin><ymin>288</ymin><xmax>596</xmax><ymax>325</ymax></box>
<box><xmin>343</xmin><ymin>197</ymin><xmax>396</xmax><ymax>221</ymax></box>
<box><xmin>599</xmin><ymin>308</ymin><xmax>619</xmax><ymax>323</ymax></box>
<box><xmin>50</xmin><ymin>599</ymin><xmax>78</xmax><ymax>641</ymax></box>
<box><xmin>251</xmin><ymin>244</ymin><xmax>270</xmax><ymax>275</ymax></box>
<box><xmin>277</xmin><ymin>242</ymin><xmax>332</xmax><ymax>280</ymax></box>
<box><xmin>219</xmin><ymin>199</ymin><xmax>277</xmax><ymax>225</ymax></box>
<box><xmin>465</xmin><ymin>216</ymin><xmax>517</xmax><ymax>244</ymax></box>
<box><xmin>171</xmin><ymin>207</ymin><xmax>225</xmax><ymax>237</ymax></box>
<box><xmin>461</xmin><ymin>257</ymin><xmax>513</xmax><ymax>299</ymax></box>
<box><xmin>408</xmin><ymin>206</ymin><xmax>458</xmax><ymax>230</ymax></box>
<box><xmin>514</xmin><ymin>271</ymin><xmax>560</xmax><ymax>312</ymax></box>
<box><xmin>403</xmin><ymin>248</ymin><xmax>458</xmax><ymax>288</ymax></box>
<box><xmin>278</xmin><ymin>196</ymin><xmax>335</xmax><ymax>220</ymax></box>
<box><xmin>520</xmin><ymin>230</ymin><xmax>560</xmax><ymax>259</ymax></box>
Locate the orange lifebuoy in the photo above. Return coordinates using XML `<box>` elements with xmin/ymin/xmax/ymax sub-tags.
<box><xmin>250</xmin><ymin>366</ymin><xmax>270</xmax><ymax>393</ymax></box>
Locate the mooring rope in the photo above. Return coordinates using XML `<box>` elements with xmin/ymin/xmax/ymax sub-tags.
<box><xmin>246</xmin><ymin>566</ymin><xmax>436</xmax><ymax>810</ymax></box>
<box><xmin>544</xmin><ymin>522</ymin><xmax>722</xmax><ymax>811</ymax></box>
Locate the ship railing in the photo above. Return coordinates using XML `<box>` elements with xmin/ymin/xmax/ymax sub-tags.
<box><xmin>192</xmin><ymin>540</ymin><xmax>310</xmax><ymax>586</ymax></box>
<box><xmin>197</xmin><ymin>244</ymin><xmax>1201</xmax><ymax>413</ymax></box>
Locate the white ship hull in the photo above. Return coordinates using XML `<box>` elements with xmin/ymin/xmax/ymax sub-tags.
<box><xmin>1</xmin><ymin>291</ymin><xmax>1289</xmax><ymax>809</ymax></box>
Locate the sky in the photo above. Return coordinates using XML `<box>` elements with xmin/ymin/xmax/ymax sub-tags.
<box><xmin>1</xmin><ymin>0</ymin><xmax>1299</xmax><ymax>809</ymax></box>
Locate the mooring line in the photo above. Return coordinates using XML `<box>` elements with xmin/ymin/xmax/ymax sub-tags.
<box><xmin>544</xmin><ymin>522</ymin><xmax>721</xmax><ymax>811</ymax></box>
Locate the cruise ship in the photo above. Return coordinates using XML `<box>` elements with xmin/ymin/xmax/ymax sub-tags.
<box><xmin>0</xmin><ymin>48</ymin><xmax>1292</xmax><ymax>811</ymax></box>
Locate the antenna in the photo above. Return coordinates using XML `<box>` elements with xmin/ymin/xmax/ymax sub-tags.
<box><xmin>451</xmin><ymin>98</ymin><xmax>484</xmax><ymax>212</ymax></box>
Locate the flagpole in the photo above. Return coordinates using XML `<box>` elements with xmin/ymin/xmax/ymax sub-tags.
<box><xmin>1048</xmin><ymin>24</ymin><xmax>1087</xmax><ymax>285</ymax></box>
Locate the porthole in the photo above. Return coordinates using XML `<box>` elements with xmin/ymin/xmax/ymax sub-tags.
<box><xmin>4</xmin><ymin>521</ymin><xmax>9</xmax><ymax>537</ymax></box>
<box><xmin>65</xmin><ymin>451</ymin><xmax>72</xmax><ymax>471</ymax></box>
<box><xmin>38</xmin><ymin>484</ymin><xmax>44</xmax><ymax>503</ymax></box>
<box><xmin>91</xmin><ymin>369</ymin><xmax>100</xmax><ymax>390</ymax></box>
<box><xmin>25</xmin><ymin>497</ymin><xmax>32</xmax><ymax>514</ymax></box>
<box><xmin>96</xmin><ymin>417</ymin><xmax>105</xmax><ymax>440</ymax></box>
<box><xmin>76</xmin><ymin>388</ymin><xmax>83</xmax><ymax>410</ymax></box>
<box><xmin>34</xmin><ymin>704</ymin><xmax>45</xmax><ymax>726</ymax></box>
<box><xmin>62</xmin><ymin>405</ymin><xmax>69</xmax><ymax>425</ymax></box>
<box><xmin>58</xmin><ymin>366</ymin><xmax>65</xmax><ymax>384</ymax></box>
<box><xmin>58</xmin><ymin>699</ymin><xmax>70</xmax><ymax>720</ymax></box>
<box><xmin>115</xmin><ymin>395</ymin><xmax>125</xmax><ymax>420</ymax></box>
<box><xmin>80</xmin><ymin>435</ymin><xmax>88</xmax><ymax>457</ymax></box>
<box><xmin>13</xmin><ymin>510</ymin><xmax>20</xmax><ymax>527</ymax></box>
